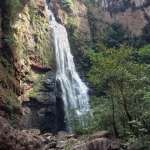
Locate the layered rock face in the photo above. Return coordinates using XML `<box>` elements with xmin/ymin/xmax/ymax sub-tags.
<box><xmin>96</xmin><ymin>0</ymin><xmax>150</xmax><ymax>36</ymax></box>
<box><xmin>14</xmin><ymin>0</ymin><xmax>56</xmax><ymax>133</ymax></box>
<box><xmin>14</xmin><ymin>0</ymin><xmax>55</xmax><ymax>99</ymax></box>
<box><xmin>0</xmin><ymin>0</ymin><xmax>56</xmax><ymax>132</ymax></box>
<box><xmin>49</xmin><ymin>0</ymin><xmax>91</xmax><ymax>39</ymax></box>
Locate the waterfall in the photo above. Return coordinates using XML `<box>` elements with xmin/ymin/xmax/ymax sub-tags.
<box><xmin>46</xmin><ymin>7</ymin><xmax>90</xmax><ymax>132</ymax></box>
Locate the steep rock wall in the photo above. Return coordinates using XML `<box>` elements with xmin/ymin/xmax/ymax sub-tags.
<box><xmin>0</xmin><ymin>0</ymin><xmax>56</xmax><ymax>131</ymax></box>
<box><xmin>98</xmin><ymin>8</ymin><xmax>147</xmax><ymax>36</ymax></box>
<box><xmin>14</xmin><ymin>0</ymin><xmax>57</xmax><ymax>133</ymax></box>
<box><xmin>95</xmin><ymin>0</ymin><xmax>150</xmax><ymax>36</ymax></box>
<box><xmin>49</xmin><ymin>0</ymin><xmax>91</xmax><ymax>39</ymax></box>
<box><xmin>0</xmin><ymin>2</ymin><xmax>22</xmax><ymax>128</ymax></box>
<box><xmin>14</xmin><ymin>0</ymin><xmax>55</xmax><ymax>100</ymax></box>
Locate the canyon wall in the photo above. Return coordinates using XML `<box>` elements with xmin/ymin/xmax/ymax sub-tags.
<box><xmin>0</xmin><ymin>0</ymin><xmax>56</xmax><ymax>132</ymax></box>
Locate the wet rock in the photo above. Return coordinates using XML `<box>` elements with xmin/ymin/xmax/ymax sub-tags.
<box><xmin>44</xmin><ymin>78</ymin><xmax>55</xmax><ymax>90</ymax></box>
<box><xmin>21</xmin><ymin>71</ymin><xmax>57</xmax><ymax>134</ymax></box>
<box><xmin>47</xmin><ymin>141</ymin><xmax>57</xmax><ymax>149</ymax></box>
<box><xmin>36</xmin><ymin>92</ymin><xmax>56</xmax><ymax>104</ymax></box>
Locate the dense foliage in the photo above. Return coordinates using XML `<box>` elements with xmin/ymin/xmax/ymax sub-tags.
<box><xmin>87</xmin><ymin>45</ymin><xmax>150</xmax><ymax>148</ymax></box>
<box><xmin>66</xmin><ymin>3</ymin><xmax>150</xmax><ymax>147</ymax></box>
<box><xmin>103</xmin><ymin>22</ymin><xmax>130</xmax><ymax>48</ymax></box>
<box><xmin>57</xmin><ymin>0</ymin><xmax>72</xmax><ymax>12</ymax></box>
<box><xmin>67</xmin><ymin>45</ymin><xmax>150</xmax><ymax>149</ymax></box>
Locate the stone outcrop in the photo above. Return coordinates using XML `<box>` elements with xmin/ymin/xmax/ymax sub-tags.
<box><xmin>72</xmin><ymin>137</ymin><xmax>111</xmax><ymax>150</ymax></box>
<box><xmin>71</xmin><ymin>0</ymin><xmax>91</xmax><ymax>39</ymax></box>
<box><xmin>88</xmin><ymin>130</ymin><xmax>109</xmax><ymax>141</ymax></box>
<box><xmin>42</xmin><ymin>130</ymin><xmax>126</xmax><ymax>150</ymax></box>
<box><xmin>0</xmin><ymin>118</ymin><xmax>127</xmax><ymax>150</ymax></box>
<box><xmin>0</xmin><ymin>116</ymin><xmax>45</xmax><ymax>150</ymax></box>
<box><xmin>21</xmin><ymin>72</ymin><xmax>56</xmax><ymax>134</ymax></box>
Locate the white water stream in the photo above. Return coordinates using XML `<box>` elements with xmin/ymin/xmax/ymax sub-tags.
<box><xmin>46</xmin><ymin>7</ymin><xmax>89</xmax><ymax>132</ymax></box>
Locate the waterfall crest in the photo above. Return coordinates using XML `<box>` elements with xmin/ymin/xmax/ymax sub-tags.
<box><xmin>46</xmin><ymin>7</ymin><xmax>89</xmax><ymax>132</ymax></box>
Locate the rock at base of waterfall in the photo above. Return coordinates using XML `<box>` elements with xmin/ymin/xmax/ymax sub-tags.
<box><xmin>88</xmin><ymin>130</ymin><xmax>109</xmax><ymax>141</ymax></box>
<box><xmin>0</xmin><ymin>116</ymin><xmax>45</xmax><ymax>150</ymax></box>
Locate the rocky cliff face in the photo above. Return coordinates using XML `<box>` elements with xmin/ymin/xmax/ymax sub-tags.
<box><xmin>0</xmin><ymin>0</ymin><xmax>56</xmax><ymax>132</ymax></box>
<box><xmin>49</xmin><ymin>0</ymin><xmax>91</xmax><ymax>39</ymax></box>
<box><xmin>14</xmin><ymin>0</ymin><xmax>55</xmax><ymax>100</ymax></box>
<box><xmin>14</xmin><ymin>0</ymin><xmax>58</xmax><ymax>134</ymax></box>
<box><xmin>95</xmin><ymin>0</ymin><xmax>150</xmax><ymax>36</ymax></box>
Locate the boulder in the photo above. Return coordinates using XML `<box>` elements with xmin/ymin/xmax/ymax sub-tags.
<box><xmin>57</xmin><ymin>131</ymin><xmax>70</xmax><ymax>141</ymax></box>
<box><xmin>71</xmin><ymin>137</ymin><xmax>110</xmax><ymax>150</ymax></box>
<box><xmin>88</xmin><ymin>130</ymin><xmax>109</xmax><ymax>141</ymax></box>
<box><xmin>0</xmin><ymin>116</ymin><xmax>45</xmax><ymax>150</ymax></box>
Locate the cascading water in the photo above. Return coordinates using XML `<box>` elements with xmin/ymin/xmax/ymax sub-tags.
<box><xmin>46</xmin><ymin>6</ymin><xmax>89</xmax><ymax>132</ymax></box>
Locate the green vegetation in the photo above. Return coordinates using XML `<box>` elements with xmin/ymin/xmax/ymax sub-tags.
<box><xmin>65</xmin><ymin>140</ymin><xmax>75</xmax><ymax>150</ymax></box>
<box><xmin>86</xmin><ymin>45</ymin><xmax>150</xmax><ymax>148</ymax></box>
<box><xmin>67</xmin><ymin>44</ymin><xmax>150</xmax><ymax>149</ymax></box>
<box><xmin>57</xmin><ymin>0</ymin><xmax>73</xmax><ymax>12</ymax></box>
<box><xmin>87</xmin><ymin>9</ymin><xmax>100</xmax><ymax>44</ymax></box>
<box><xmin>103</xmin><ymin>22</ymin><xmax>129</xmax><ymax>48</ymax></box>
<box><xmin>6</xmin><ymin>96</ymin><xmax>14</xmax><ymax>113</ymax></box>
<box><xmin>18</xmin><ymin>0</ymin><xmax>55</xmax><ymax>66</ymax></box>
<box><xmin>29</xmin><ymin>74</ymin><xmax>46</xmax><ymax>99</ymax></box>
<box><xmin>67</xmin><ymin>17</ymin><xmax>79</xmax><ymax>32</ymax></box>
<box><xmin>3</xmin><ymin>34</ymin><xmax>17</xmax><ymax>49</ymax></box>
<box><xmin>29</xmin><ymin>90</ymin><xmax>37</xmax><ymax>98</ymax></box>
<box><xmin>138</xmin><ymin>44</ymin><xmax>150</xmax><ymax>63</ymax></box>
<box><xmin>68</xmin><ymin>33</ymin><xmax>92</xmax><ymax>71</ymax></box>
<box><xmin>5</xmin><ymin>93</ymin><xmax>20</xmax><ymax>128</ymax></box>
<box><xmin>66</xmin><ymin>108</ymin><xmax>91</xmax><ymax>135</ymax></box>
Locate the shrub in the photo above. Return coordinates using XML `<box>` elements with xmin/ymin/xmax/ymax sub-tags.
<box><xmin>138</xmin><ymin>44</ymin><xmax>150</xmax><ymax>63</ymax></box>
<box><xmin>67</xmin><ymin>17</ymin><xmax>78</xmax><ymax>32</ymax></box>
<box><xmin>57</xmin><ymin>0</ymin><xmax>72</xmax><ymax>12</ymax></box>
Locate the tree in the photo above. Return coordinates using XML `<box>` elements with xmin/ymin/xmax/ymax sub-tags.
<box><xmin>138</xmin><ymin>44</ymin><xmax>150</xmax><ymax>63</ymax></box>
<box><xmin>104</xmin><ymin>22</ymin><xmax>129</xmax><ymax>48</ymax></box>
<box><xmin>87</xmin><ymin>45</ymin><xmax>150</xmax><ymax>148</ymax></box>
